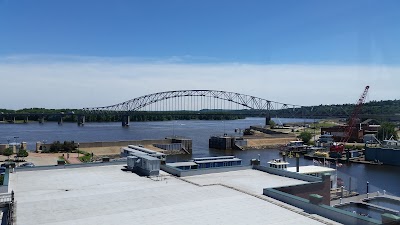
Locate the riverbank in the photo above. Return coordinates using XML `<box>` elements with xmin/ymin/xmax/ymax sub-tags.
<box><xmin>240</xmin><ymin>125</ymin><xmax>296</xmax><ymax>149</ymax></box>
<box><xmin>80</xmin><ymin>144</ymin><xmax>186</xmax><ymax>156</ymax></box>
<box><xmin>244</xmin><ymin>137</ymin><xmax>296</xmax><ymax>149</ymax></box>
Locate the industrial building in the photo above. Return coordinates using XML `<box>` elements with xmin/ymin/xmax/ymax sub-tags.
<box><xmin>5</xmin><ymin>159</ymin><xmax>400</xmax><ymax>224</ymax></box>
<box><xmin>9</xmin><ymin>165</ymin><xmax>340</xmax><ymax>225</ymax></box>
<box><xmin>321</xmin><ymin>119</ymin><xmax>380</xmax><ymax>143</ymax></box>
<box><xmin>321</xmin><ymin>126</ymin><xmax>364</xmax><ymax>142</ymax></box>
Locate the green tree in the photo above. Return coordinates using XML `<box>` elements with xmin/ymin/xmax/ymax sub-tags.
<box><xmin>50</xmin><ymin>141</ymin><xmax>62</xmax><ymax>152</ymax></box>
<box><xmin>3</xmin><ymin>148</ymin><xmax>13</xmax><ymax>160</ymax></box>
<box><xmin>298</xmin><ymin>131</ymin><xmax>312</xmax><ymax>144</ymax></box>
<box><xmin>269</xmin><ymin>120</ymin><xmax>276</xmax><ymax>129</ymax></box>
<box><xmin>17</xmin><ymin>149</ymin><xmax>29</xmax><ymax>159</ymax></box>
<box><xmin>377</xmin><ymin>122</ymin><xmax>398</xmax><ymax>141</ymax></box>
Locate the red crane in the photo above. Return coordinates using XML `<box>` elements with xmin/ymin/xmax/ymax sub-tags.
<box><xmin>330</xmin><ymin>86</ymin><xmax>370</xmax><ymax>153</ymax></box>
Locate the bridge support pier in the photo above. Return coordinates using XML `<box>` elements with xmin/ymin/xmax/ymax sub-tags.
<box><xmin>77</xmin><ymin>115</ymin><xmax>85</xmax><ymax>126</ymax></box>
<box><xmin>122</xmin><ymin>115</ymin><xmax>130</xmax><ymax>127</ymax></box>
<box><xmin>39</xmin><ymin>117</ymin><xmax>45</xmax><ymax>124</ymax></box>
<box><xmin>24</xmin><ymin>116</ymin><xmax>29</xmax><ymax>123</ymax></box>
<box><xmin>12</xmin><ymin>117</ymin><xmax>16</xmax><ymax>123</ymax></box>
<box><xmin>58</xmin><ymin>116</ymin><xmax>63</xmax><ymax>125</ymax></box>
<box><xmin>265</xmin><ymin>116</ymin><xmax>271</xmax><ymax>126</ymax></box>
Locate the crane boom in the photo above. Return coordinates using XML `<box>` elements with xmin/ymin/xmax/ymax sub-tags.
<box><xmin>340</xmin><ymin>85</ymin><xmax>370</xmax><ymax>143</ymax></box>
<box><xmin>330</xmin><ymin>86</ymin><xmax>370</xmax><ymax>153</ymax></box>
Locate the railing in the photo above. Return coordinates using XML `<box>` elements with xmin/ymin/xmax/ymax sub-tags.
<box><xmin>0</xmin><ymin>193</ymin><xmax>12</xmax><ymax>204</ymax></box>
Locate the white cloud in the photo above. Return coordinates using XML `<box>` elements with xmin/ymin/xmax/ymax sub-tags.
<box><xmin>0</xmin><ymin>55</ymin><xmax>399</xmax><ymax>109</ymax></box>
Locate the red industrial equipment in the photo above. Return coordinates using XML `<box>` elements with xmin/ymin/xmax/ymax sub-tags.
<box><xmin>330</xmin><ymin>86</ymin><xmax>370</xmax><ymax>153</ymax></box>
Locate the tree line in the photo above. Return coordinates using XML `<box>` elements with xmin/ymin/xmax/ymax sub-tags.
<box><xmin>1</xmin><ymin>99</ymin><xmax>400</xmax><ymax>122</ymax></box>
<box><xmin>0</xmin><ymin>108</ymin><xmax>245</xmax><ymax>122</ymax></box>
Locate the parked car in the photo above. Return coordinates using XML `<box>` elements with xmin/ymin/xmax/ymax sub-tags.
<box><xmin>0</xmin><ymin>167</ymin><xmax>6</xmax><ymax>175</ymax></box>
<box><xmin>0</xmin><ymin>162</ymin><xmax>15</xmax><ymax>169</ymax></box>
<box><xmin>20</xmin><ymin>162</ymin><xmax>35</xmax><ymax>167</ymax></box>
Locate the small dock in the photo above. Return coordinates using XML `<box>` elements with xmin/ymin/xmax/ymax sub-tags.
<box><xmin>331</xmin><ymin>192</ymin><xmax>400</xmax><ymax>207</ymax></box>
<box><xmin>348</xmin><ymin>157</ymin><xmax>384</xmax><ymax>165</ymax></box>
<box><xmin>303</xmin><ymin>154</ymin><xmax>348</xmax><ymax>163</ymax></box>
<box><xmin>330</xmin><ymin>187</ymin><xmax>359</xmax><ymax>202</ymax></box>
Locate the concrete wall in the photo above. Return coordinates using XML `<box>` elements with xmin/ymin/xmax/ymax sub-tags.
<box><xmin>160</xmin><ymin>164</ymin><xmax>182</xmax><ymax>176</ymax></box>
<box><xmin>249</xmin><ymin>126</ymin><xmax>291</xmax><ymax>137</ymax></box>
<box><xmin>161</xmin><ymin>165</ymin><xmax>252</xmax><ymax>177</ymax></box>
<box><xmin>264</xmin><ymin>188</ymin><xmax>380</xmax><ymax>225</ymax></box>
<box><xmin>42</xmin><ymin>139</ymin><xmax>172</xmax><ymax>149</ymax></box>
<box><xmin>168</xmin><ymin>138</ymin><xmax>193</xmax><ymax>153</ymax></box>
<box><xmin>209</xmin><ymin>136</ymin><xmax>232</xmax><ymax>150</ymax></box>
<box><xmin>154</xmin><ymin>143</ymin><xmax>182</xmax><ymax>151</ymax></box>
<box><xmin>234</xmin><ymin>139</ymin><xmax>247</xmax><ymax>147</ymax></box>
<box><xmin>252</xmin><ymin>165</ymin><xmax>321</xmax><ymax>182</ymax></box>
<box><xmin>254</xmin><ymin>165</ymin><xmax>330</xmax><ymax>205</ymax></box>
<box><xmin>274</xmin><ymin>177</ymin><xmax>331</xmax><ymax>205</ymax></box>
<box><xmin>131</xmin><ymin>166</ymin><xmax>159</xmax><ymax>177</ymax></box>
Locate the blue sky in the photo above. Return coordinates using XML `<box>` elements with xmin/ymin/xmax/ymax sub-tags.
<box><xmin>0</xmin><ymin>1</ymin><xmax>399</xmax><ymax>109</ymax></box>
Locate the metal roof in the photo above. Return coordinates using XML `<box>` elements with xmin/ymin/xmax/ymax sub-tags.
<box><xmin>124</xmin><ymin>146</ymin><xmax>166</xmax><ymax>157</ymax></box>
<box><xmin>193</xmin><ymin>156</ymin><xmax>235</xmax><ymax>161</ymax></box>
<box><xmin>166</xmin><ymin>162</ymin><xmax>197</xmax><ymax>167</ymax></box>
<box><xmin>194</xmin><ymin>158</ymin><xmax>241</xmax><ymax>164</ymax></box>
<box><xmin>137</xmin><ymin>154</ymin><xmax>160</xmax><ymax>161</ymax></box>
<box><xmin>128</xmin><ymin>145</ymin><xmax>166</xmax><ymax>156</ymax></box>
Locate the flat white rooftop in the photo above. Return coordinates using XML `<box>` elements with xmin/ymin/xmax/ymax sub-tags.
<box><xmin>10</xmin><ymin>165</ymin><xmax>337</xmax><ymax>225</ymax></box>
<box><xmin>183</xmin><ymin>169</ymin><xmax>308</xmax><ymax>194</ymax></box>
<box><xmin>287</xmin><ymin>165</ymin><xmax>336</xmax><ymax>174</ymax></box>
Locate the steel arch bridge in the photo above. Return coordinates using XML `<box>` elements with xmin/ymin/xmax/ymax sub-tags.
<box><xmin>83</xmin><ymin>90</ymin><xmax>305</xmax><ymax>116</ymax></box>
<box><xmin>82</xmin><ymin>89</ymin><xmax>358</xmax><ymax>119</ymax></box>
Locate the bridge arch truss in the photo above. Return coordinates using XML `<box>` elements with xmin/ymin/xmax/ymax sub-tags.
<box><xmin>83</xmin><ymin>90</ymin><xmax>305</xmax><ymax>117</ymax></box>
